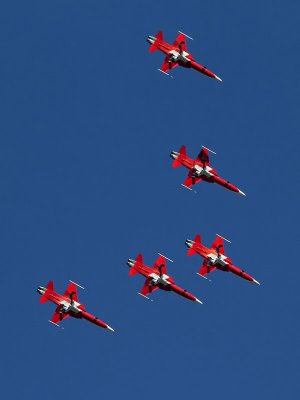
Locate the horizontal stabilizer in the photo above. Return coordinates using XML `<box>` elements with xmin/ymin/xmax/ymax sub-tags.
<box><xmin>187</xmin><ymin>234</ymin><xmax>201</xmax><ymax>256</ymax></box>
<box><xmin>129</xmin><ymin>253</ymin><xmax>143</xmax><ymax>276</ymax></box>
<box><xmin>194</xmin><ymin>234</ymin><xmax>201</xmax><ymax>244</ymax></box>
<box><xmin>129</xmin><ymin>267</ymin><xmax>138</xmax><ymax>276</ymax></box>
<box><xmin>149</xmin><ymin>31</ymin><xmax>163</xmax><ymax>52</ymax></box>
<box><xmin>178</xmin><ymin>145</ymin><xmax>186</xmax><ymax>156</ymax></box>
<box><xmin>156</xmin><ymin>31</ymin><xmax>163</xmax><ymax>41</ymax></box>
<box><xmin>135</xmin><ymin>253</ymin><xmax>143</xmax><ymax>264</ymax></box>
<box><xmin>172</xmin><ymin>159</ymin><xmax>182</xmax><ymax>168</ymax></box>
<box><xmin>149</xmin><ymin>43</ymin><xmax>158</xmax><ymax>52</ymax></box>
<box><xmin>187</xmin><ymin>247</ymin><xmax>197</xmax><ymax>256</ymax></box>
<box><xmin>47</xmin><ymin>281</ymin><xmax>54</xmax><ymax>291</ymax></box>
<box><xmin>39</xmin><ymin>294</ymin><xmax>49</xmax><ymax>304</ymax></box>
<box><xmin>39</xmin><ymin>280</ymin><xmax>54</xmax><ymax>303</ymax></box>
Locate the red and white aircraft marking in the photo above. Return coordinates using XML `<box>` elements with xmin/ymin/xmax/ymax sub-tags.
<box><xmin>147</xmin><ymin>30</ymin><xmax>222</xmax><ymax>81</ymax></box>
<box><xmin>37</xmin><ymin>280</ymin><xmax>114</xmax><ymax>331</ymax></box>
<box><xmin>186</xmin><ymin>234</ymin><xmax>260</xmax><ymax>285</ymax></box>
<box><xmin>127</xmin><ymin>253</ymin><xmax>203</xmax><ymax>303</ymax></box>
<box><xmin>171</xmin><ymin>145</ymin><xmax>246</xmax><ymax>195</ymax></box>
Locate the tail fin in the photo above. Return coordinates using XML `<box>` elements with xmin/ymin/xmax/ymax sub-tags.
<box><xmin>187</xmin><ymin>234</ymin><xmax>201</xmax><ymax>256</ymax></box>
<box><xmin>149</xmin><ymin>31</ymin><xmax>163</xmax><ymax>52</ymax></box>
<box><xmin>39</xmin><ymin>281</ymin><xmax>54</xmax><ymax>304</ymax></box>
<box><xmin>172</xmin><ymin>145</ymin><xmax>186</xmax><ymax>168</ymax></box>
<box><xmin>129</xmin><ymin>254</ymin><xmax>143</xmax><ymax>276</ymax></box>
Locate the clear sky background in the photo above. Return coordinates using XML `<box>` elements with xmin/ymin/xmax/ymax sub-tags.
<box><xmin>0</xmin><ymin>1</ymin><xmax>299</xmax><ymax>399</ymax></box>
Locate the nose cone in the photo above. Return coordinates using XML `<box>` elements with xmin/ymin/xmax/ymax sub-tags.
<box><xmin>37</xmin><ymin>286</ymin><xmax>46</xmax><ymax>295</ymax></box>
<box><xmin>147</xmin><ymin>35</ymin><xmax>156</xmax><ymax>45</ymax></box>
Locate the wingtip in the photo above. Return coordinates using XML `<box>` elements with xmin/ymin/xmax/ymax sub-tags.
<box><xmin>195</xmin><ymin>298</ymin><xmax>203</xmax><ymax>305</ymax></box>
<box><xmin>215</xmin><ymin>75</ymin><xmax>222</xmax><ymax>82</ymax></box>
<box><xmin>253</xmin><ymin>279</ymin><xmax>261</xmax><ymax>286</ymax></box>
<box><xmin>238</xmin><ymin>189</ymin><xmax>246</xmax><ymax>196</ymax></box>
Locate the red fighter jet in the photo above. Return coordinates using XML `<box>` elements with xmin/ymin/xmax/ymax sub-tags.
<box><xmin>127</xmin><ymin>253</ymin><xmax>203</xmax><ymax>303</ymax></box>
<box><xmin>170</xmin><ymin>145</ymin><xmax>246</xmax><ymax>195</ymax></box>
<box><xmin>185</xmin><ymin>234</ymin><xmax>260</xmax><ymax>285</ymax></box>
<box><xmin>147</xmin><ymin>30</ymin><xmax>222</xmax><ymax>81</ymax></box>
<box><xmin>37</xmin><ymin>280</ymin><xmax>114</xmax><ymax>331</ymax></box>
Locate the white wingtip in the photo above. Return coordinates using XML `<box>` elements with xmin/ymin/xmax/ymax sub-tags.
<box><xmin>215</xmin><ymin>75</ymin><xmax>222</xmax><ymax>82</ymax></box>
<box><xmin>195</xmin><ymin>298</ymin><xmax>203</xmax><ymax>305</ymax></box>
<box><xmin>216</xmin><ymin>234</ymin><xmax>231</xmax><ymax>243</ymax></box>
<box><xmin>178</xmin><ymin>30</ymin><xmax>194</xmax><ymax>40</ymax></box>
<box><xmin>202</xmin><ymin>145</ymin><xmax>216</xmax><ymax>155</ymax></box>
<box><xmin>158</xmin><ymin>253</ymin><xmax>174</xmax><ymax>263</ymax></box>
<box><xmin>253</xmin><ymin>279</ymin><xmax>260</xmax><ymax>286</ymax></box>
<box><xmin>69</xmin><ymin>280</ymin><xmax>85</xmax><ymax>290</ymax></box>
<box><xmin>238</xmin><ymin>189</ymin><xmax>246</xmax><ymax>196</ymax></box>
<box><xmin>181</xmin><ymin>184</ymin><xmax>193</xmax><ymax>191</ymax></box>
<box><xmin>138</xmin><ymin>292</ymin><xmax>153</xmax><ymax>301</ymax></box>
<box><xmin>196</xmin><ymin>273</ymin><xmax>211</xmax><ymax>282</ymax></box>
<box><xmin>106</xmin><ymin>325</ymin><xmax>115</xmax><ymax>332</ymax></box>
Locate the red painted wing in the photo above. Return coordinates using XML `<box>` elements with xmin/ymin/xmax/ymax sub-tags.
<box><xmin>173</xmin><ymin>33</ymin><xmax>187</xmax><ymax>52</ymax></box>
<box><xmin>197</xmin><ymin>148</ymin><xmax>210</xmax><ymax>166</ymax></box>
<box><xmin>160</xmin><ymin>57</ymin><xmax>178</xmax><ymax>73</ymax></box>
<box><xmin>183</xmin><ymin>172</ymin><xmax>202</xmax><ymax>187</ymax></box>
<box><xmin>153</xmin><ymin>254</ymin><xmax>167</xmax><ymax>275</ymax></box>
<box><xmin>140</xmin><ymin>279</ymin><xmax>159</xmax><ymax>296</ymax></box>
<box><xmin>51</xmin><ymin>306</ymin><xmax>70</xmax><ymax>324</ymax></box>
<box><xmin>63</xmin><ymin>282</ymin><xmax>78</xmax><ymax>302</ymax></box>
<box><xmin>211</xmin><ymin>236</ymin><xmax>225</xmax><ymax>255</ymax></box>
<box><xmin>199</xmin><ymin>260</ymin><xmax>217</xmax><ymax>276</ymax></box>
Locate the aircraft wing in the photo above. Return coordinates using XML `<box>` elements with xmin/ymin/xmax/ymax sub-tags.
<box><xmin>152</xmin><ymin>254</ymin><xmax>167</xmax><ymax>275</ymax></box>
<box><xmin>197</xmin><ymin>147</ymin><xmax>210</xmax><ymax>166</ymax></box>
<box><xmin>183</xmin><ymin>172</ymin><xmax>202</xmax><ymax>188</ymax></box>
<box><xmin>50</xmin><ymin>306</ymin><xmax>70</xmax><ymax>324</ymax></box>
<box><xmin>173</xmin><ymin>32</ymin><xmax>187</xmax><ymax>52</ymax></box>
<box><xmin>160</xmin><ymin>57</ymin><xmax>179</xmax><ymax>73</ymax></box>
<box><xmin>63</xmin><ymin>282</ymin><xmax>78</xmax><ymax>302</ymax></box>
<box><xmin>199</xmin><ymin>259</ymin><xmax>217</xmax><ymax>276</ymax></box>
<box><xmin>140</xmin><ymin>278</ymin><xmax>159</xmax><ymax>297</ymax></box>
<box><xmin>212</xmin><ymin>236</ymin><xmax>225</xmax><ymax>255</ymax></box>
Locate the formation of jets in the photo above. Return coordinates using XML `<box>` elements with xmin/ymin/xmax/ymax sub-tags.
<box><xmin>37</xmin><ymin>30</ymin><xmax>260</xmax><ymax>332</ymax></box>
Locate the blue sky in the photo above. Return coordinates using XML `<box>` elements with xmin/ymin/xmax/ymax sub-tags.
<box><xmin>0</xmin><ymin>1</ymin><xmax>299</xmax><ymax>399</ymax></box>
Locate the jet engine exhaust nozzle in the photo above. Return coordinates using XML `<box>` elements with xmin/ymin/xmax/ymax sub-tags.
<box><xmin>185</xmin><ymin>239</ymin><xmax>193</xmax><ymax>248</ymax></box>
<box><xmin>37</xmin><ymin>286</ymin><xmax>46</xmax><ymax>295</ymax></box>
<box><xmin>147</xmin><ymin>35</ymin><xmax>156</xmax><ymax>45</ymax></box>
<box><xmin>127</xmin><ymin>259</ymin><xmax>135</xmax><ymax>268</ymax></box>
<box><xmin>170</xmin><ymin>151</ymin><xmax>179</xmax><ymax>160</ymax></box>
